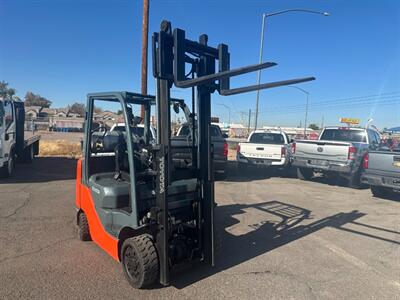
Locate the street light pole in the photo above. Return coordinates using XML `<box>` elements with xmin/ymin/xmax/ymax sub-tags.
<box><xmin>254</xmin><ymin>8</ymin><xmax>329</xmax><ymax>130</ymax></box>
<box><xmin>217</xmin><ymin>103</ymin><xmax>231</xmax><ymax>125</ymax></box>
<box><xmin>286</xmin><ymin>85</ymin><xmax>310</xmax><ymax>138</ymax></box>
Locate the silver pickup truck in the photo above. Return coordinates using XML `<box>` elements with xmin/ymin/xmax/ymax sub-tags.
<box><xmin>361</xmin><ymin>146</ymin><xmax>400</xmax><ymax>198</ymax></box>
<box><xmin>292</xmin><ymin>126</ymin><xmax>381</xmax><ymax>187</ymax></box>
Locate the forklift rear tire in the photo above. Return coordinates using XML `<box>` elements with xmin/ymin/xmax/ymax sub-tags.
<box><xmin>297</xmin><ymin>167</ymin><xmax>313</xmax><ymax>181</ymax></box>
<box><xmin>121</xmin><ymin>235</ymin><xmax>159</xmax><ymax>289</ymax></box>
<box><xmin>77</xmin><ymin>212</ymin><xmax>91</xmax><ymax>241</ymax></box>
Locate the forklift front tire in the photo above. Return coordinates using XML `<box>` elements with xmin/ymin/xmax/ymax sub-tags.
<box><xmin>121</xmin><ymin>235</ymin><xmax>159</xmax><ymax>289</ymax></box>
<box><xmin>77</xmin><ymin>212</ymin><xmax>91</xmax><ymax>241</ymax></box>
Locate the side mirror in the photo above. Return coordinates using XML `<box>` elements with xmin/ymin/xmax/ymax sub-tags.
<box><xmin>290</xmin><ymin>139</ymin><xmax>294</xmax><ymax>143</ymax></box>
<box><xmin>222</xmin><ymin>133</ymin><xmax>228</xmax><ymax>138</ymax></box>
<box><xmin>5</xmin><ymin>133</ymin><xmax>9</xmax><ymax>141</ymax></box>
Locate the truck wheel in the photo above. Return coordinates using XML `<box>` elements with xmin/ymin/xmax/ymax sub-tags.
<box><xmin>348</xmin><ymin>169</ymin><xmax>362</xmax><ymax>189</ymax></box>
<box><xmin>121</xmin><ymin>235</ymin><xmax>159</xmax><ymax>289</ymax></box>
<box><xmin>24</xmin><ymin>146</ymin><xmax>35</xmax><ymax>163</ymax></box>
<box><xmin>371</xmin><ymin>186</ymin><xmax>388</xmax><ymax>198</ymax></box>
<box><xmin>297</xmin><ymin>167</ymin><xmax>313</xmax><ymax>180</ymax></box>
<box><xmin>0</xmin><ymin>153</ymin><xmax>15</xmax><ymax>178</ymax></box>
<box><xmin>77</xmin><ymin>212</ymin><xmax>91</xmax><ymax>241</ymax></box>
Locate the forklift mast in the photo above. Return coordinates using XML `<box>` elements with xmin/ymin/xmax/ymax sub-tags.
<box><xmin>152</xmin><ymin>20</ymin><xmax>315</xmax><ymax>285</ymax></box>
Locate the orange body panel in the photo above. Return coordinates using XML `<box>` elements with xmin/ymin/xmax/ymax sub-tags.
<box><xmin>75</xmin><ymin>159</ymin><xmax>119</xmax><ymax>261</ymax></box>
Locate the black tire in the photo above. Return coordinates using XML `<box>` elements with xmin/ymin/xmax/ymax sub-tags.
<box><xmin>24</xmin><ymin>146</ymin><xmax>35</xmax><ymax>163</ymax></box>
<box><xmin>77</xmin><ymin>212</ymin><xmax>91</xmax><ymax>241</ymax></box>
<box><xmin>348</xmin><ymin>169</ymin><xmax>362</xmax><ymax>189</ymax></box>
<box><xmin>0</xmin><ymin>152</ymin><xmax>15</xmax><ymax>178</ymax></box>
<box><xmin>371</xmin><ymin>186</ymin><xmax>388</xmax><ymax>198</ymax></box>
<box><xmin>121</xmin><ymin>235</ymin><xmax>159</xmax><ymax>289</ymax></box>
<box><xmin>297</xmin><ymin>167</ymin><xmax>313</xmax><ymax>180</ymax></box>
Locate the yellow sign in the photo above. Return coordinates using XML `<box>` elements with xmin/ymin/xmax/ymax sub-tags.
<box><xmin>340</xmin><ymin>118</ymin><xmax>360</xmax><ymax>125</ymax></box>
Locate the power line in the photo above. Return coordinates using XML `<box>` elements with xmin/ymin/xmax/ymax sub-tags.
<box><xmin>259</xmin><ymin>93</ymin><xmax>400</xmax><ymax>114</ymax></box>
<box><xmin>261</xmin><ymin>99</ymin><xmax>400</xmax><ymax>116</ymax></box>
<box><xmin>258</xmin><ymin>91</ymin><xmax>400</xmax><ymax>114</ymax></box>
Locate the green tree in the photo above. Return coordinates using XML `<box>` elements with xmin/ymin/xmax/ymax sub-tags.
<box><xmin>24</xmin><ymin>91</ymin><xmax>52</xmax><ymax>108</ymax></box>
<box><xmin>69</xmin><ymin>102</ymin><xmax>86</xmax><ymax>116</ymax></box>
<box><xmin>0</xmin><ymin>81</ymin><xmax>16</xmax><ymax>99</ymax></box>
<box><xmin>309</xmin><ymin>123</ymin><xmax>320</xmax><ymax>130</ymax></box>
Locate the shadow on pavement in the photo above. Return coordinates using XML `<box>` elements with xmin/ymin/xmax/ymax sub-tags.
<box><xmin>224</xmin><ymin>161</ymin><xmax>293</xmax><ymax>182</ymax></box>
<box><xmin>171</xmin><ymin>200</ymin><xmax>399</xmax><ymax>289</ymax></box>
<box><xmin>1</xmin><ymin>157</ymin><xmax>77</xmax><ymax>184</ymax></box>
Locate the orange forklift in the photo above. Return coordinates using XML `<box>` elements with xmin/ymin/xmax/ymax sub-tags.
<box><xmin>75</xmin><ymin>20</ymin><xmax>314</xmax><ymax>288</ymax></box>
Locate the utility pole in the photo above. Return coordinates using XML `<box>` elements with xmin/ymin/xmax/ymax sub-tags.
<box><xmin>247</xmin><ymin>109</ymin><xmax>251</xmax><ymax>134</ymax></box>
<box><xmin>140</xmin><ymin>0</ymin><xmax>150</xmax><ymax>119</ymax></box>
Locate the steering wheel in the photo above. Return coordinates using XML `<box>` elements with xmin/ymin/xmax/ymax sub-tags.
<box><xmin>90</xmin><ymin>125</ymin><xmax>107</xmax><ymax>153</ymax></box>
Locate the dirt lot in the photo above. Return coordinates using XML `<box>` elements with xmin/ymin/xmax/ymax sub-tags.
<box><xmin>0</xmin><ymin>159</ymin><xmax>399</xmax><ymax>299</ymax></box>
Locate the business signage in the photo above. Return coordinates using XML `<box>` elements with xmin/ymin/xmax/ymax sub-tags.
<box><xmin>340</xmin><ymin>118</ymin><xmax>360</xmax><ymax>125</ymax></box>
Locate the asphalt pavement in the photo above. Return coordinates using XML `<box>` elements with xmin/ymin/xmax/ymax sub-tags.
<box><xmin>0</xmin><ymin>158</ymin><xmax>399</xmax><ymax>299</ymax></box>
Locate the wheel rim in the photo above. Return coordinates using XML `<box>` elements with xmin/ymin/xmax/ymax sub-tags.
<box><xmin>124</xmin><ymin>246</ymin><xmax>141</xmax><ymax>282</ymax></box>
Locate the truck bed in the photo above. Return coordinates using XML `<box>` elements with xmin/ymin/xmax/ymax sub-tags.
<box><xmin>24</xmin><ymin>132</ymin><xmax>41</xmax><ymax>148</ymax></box>
<box><xmin>239</xmin><ymin>142</ymin><xmax>283</xmax><ymax>161</ymax></box>
<box><xmin>294</xmin><ymin>139</ymin><xmax>351</xmax><ymax>162</ymax></box>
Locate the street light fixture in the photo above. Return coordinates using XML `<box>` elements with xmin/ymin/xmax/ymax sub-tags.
<box><xmin>254</xmin><ymin>8</ymin><xmax>330</xmax><ymax>130</ymax></box>
<box><xmin>286</xmin><ymin>85</ymin><xmax>310</xmax><ymax>138</ymax></box>
<box><xmin>217</xmin><ymin>103</ymin><xmax>231</xmax><ymax>125</ymax></box>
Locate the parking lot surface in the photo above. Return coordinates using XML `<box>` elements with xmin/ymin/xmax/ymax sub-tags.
<box><xmin>0</xmin><ymin>158</ymin><xmax>399</xmax><ymax>299</ymax></box>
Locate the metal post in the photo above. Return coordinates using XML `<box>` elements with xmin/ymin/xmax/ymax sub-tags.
<box><xmin>156</xmin><ymin>77</ymin><xmax>171</xmax><ymax>286</ymax></box>
<box><xmin>217</xmin><ymin>103</ymin><xmax>231</xmax><ymax>124</ymax></box>
<box><xmin>197</xmin><ymin>34</ymin><xmax>215</xmax><ymax>267</ymax></box>
<box><xmin>140</xmin><ymin>0</ymin><xmax>150</xmax><ymax>119</ymax></box>
<box><xmin>254</xmin><ymin>14</ymin><xmax>266</xmax><ymax>130</ymax></box>
<box><xmin>247</xmin><ymin>109</ymin><xmax>251</xmax><ymax>134</ymax></box>
<box><xmin>304</xmin><ymin>92</ymin><xmax>309</xmax><ymax>138</ymax></box>
<box><xmin>254</xmin><ymin>9</ymin><xmax>329</xmax><ymax>130</ymax></box>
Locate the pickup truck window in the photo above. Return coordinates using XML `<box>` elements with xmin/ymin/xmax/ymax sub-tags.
<box><xmin>320</xmin><ymin>129</ymin><xmax>367</xmax><ymax>143</ymax></box>
<box><xmin>178</xmin><ymin>125</ymin><xmax>222</xmax><ymax>137</ymax></box>
<box><xmin>249</xmin><ymin>133</ymin><xmax>285</xmax><ymax>145</ymax></box>
<box><xmin>113</xmin><ymin>125</ymin><xmax>145</xmax><ymax>137</ymax></box>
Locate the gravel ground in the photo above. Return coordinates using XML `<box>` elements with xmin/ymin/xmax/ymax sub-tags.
<box><xmin>0</xmin><ymin>158</ymin><xmax>399</xmax><ymax>299</ymax></box>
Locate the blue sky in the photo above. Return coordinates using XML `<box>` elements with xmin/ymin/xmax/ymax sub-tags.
<box><xmin>1</xmin><ymin>0</ymin><xmax>399</xmax><ymax>128</ymax></box>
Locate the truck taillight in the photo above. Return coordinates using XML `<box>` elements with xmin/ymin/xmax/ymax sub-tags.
<box><xmin>223</xmin><ymin>142</ymin><xmax>228</xmax><ymax>157</ymax></box>
<box><xmin>281</xmin><ymin>146</ymin><xmax>286</xmax><ymax>157</ymax></box>
<box><xmin>236</xmin><ymin>144</ymin><xmax>241</xmax><ymax>153</ymax></box>
<box><xmin>348</xmin><ymin>146</ymin><xmax>357</xmax><ymax>160</ymax></box>
<box><xmin>291</xmin><ymin>142</ymin><xmax>296</xmax><ymax>154</ymax></box>
<box><xmin>363</xmin><ymin>153</ymin><xmax>369</xmax><ymax>169</ymax></box>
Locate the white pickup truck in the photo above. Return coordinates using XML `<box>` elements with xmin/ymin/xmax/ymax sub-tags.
<box><xmin>292</xmin><ymin>126</ymin><xmax>380</xmax><ymax>187</ymax></box>
<box><xmin>236</xmin><ymin>130</ymin><xmax>293</xmax><ymax>170</ymax></box>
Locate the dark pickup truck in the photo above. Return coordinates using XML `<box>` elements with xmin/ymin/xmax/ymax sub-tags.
<box><xmin>171</xmin><ymin>124</ymin><xmax>228</xmax><ymax>178</ymax></box>
<box><xmin>361</xmin><ymin>145</ymin><xmax>400</xmax><ymax>198</ymax></box>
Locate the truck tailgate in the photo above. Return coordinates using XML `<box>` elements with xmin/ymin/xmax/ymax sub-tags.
<box><xmin>368</xmin><ymin>151</ymin><xmax>400</xmax><ymax>175</ymax></box>
<box><xmin>240</xmin><ymin>143</ymin><xmax>282</xmax><ymax>160</ymax></box>
<box><xmin>295</xmin><ymin>140</ymin><xmax>350</xmax><ymax>162</ymax></box>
